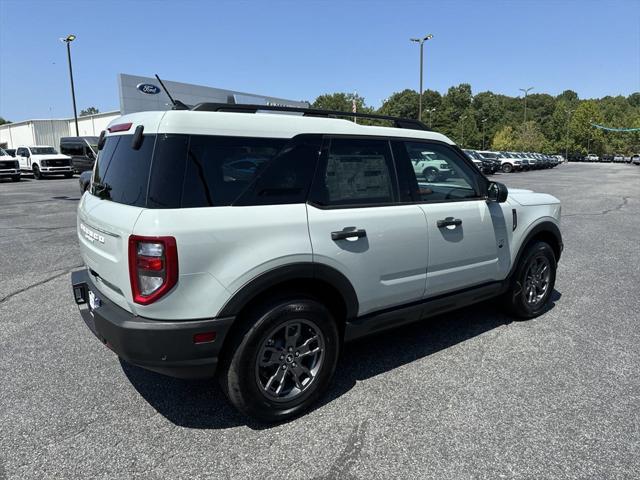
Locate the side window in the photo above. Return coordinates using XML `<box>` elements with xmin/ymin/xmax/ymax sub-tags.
<box><xmin>16</xmin><ymin>148</ymin><xmax>25</xmax><ymax>156</ymax></box>
<box><xmin>235</xmin><ymin>134</ymin><xmax>322</xmax><ymax>206</ymax></box>
<box><xmin>61</xmin><ymin>143</ymin><xmax>84</xmax><ymax>156</ymax></box>
<box><xmin>398</xmin><ymin>141</ymin><xmax>483</xmax><ymax>203</ymax></box>
<box><xmin>309</xmin><ymin>137</ymin><xmax>397</xmax><ymax>207</ymax></box>
<box><xmin>181</xmin><ymin>136</ymin><xmax>286</xmax><ymax>208</ymax></box>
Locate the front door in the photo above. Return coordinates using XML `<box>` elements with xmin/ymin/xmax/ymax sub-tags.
<box><xmin>306</xmin><ymin>137</ymin><xmax>428</xmax><ymax>316</ymax></box>
<box><xmin>395</xmin><ymin>140</ymin><xmax>507</xmax><ymax>298</ymax></box>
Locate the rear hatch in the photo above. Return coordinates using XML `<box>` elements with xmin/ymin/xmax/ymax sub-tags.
<box><xmin>77</xmin><ymin>113</ymin><xmax>162</xmax><ymax>313</ymax></box>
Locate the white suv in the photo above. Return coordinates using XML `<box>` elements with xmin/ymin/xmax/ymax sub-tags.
<box><xmin>71</xmin><ymin>104</ymin><xmax>563</xmax><ymax>422</ymax></box>
<box><xmin>15</xmin><ymin>145</ymin><xmax>73</xmax><ymax>179</ymax></box>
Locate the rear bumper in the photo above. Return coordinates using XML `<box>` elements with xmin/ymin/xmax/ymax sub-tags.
<box><xmin>71</xmin><ymin>269</ymin><xmax>234</xmax><ymax>379</ymax></box>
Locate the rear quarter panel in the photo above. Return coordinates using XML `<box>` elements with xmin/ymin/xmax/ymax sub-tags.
<box><xmin>132</xmin><ymin>204</ymin><xmax>312</xmax><ymax>320</ymax></box>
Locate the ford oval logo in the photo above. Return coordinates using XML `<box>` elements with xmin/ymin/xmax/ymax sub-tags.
<box><xmin>136</xmin><ymin>83</ymin><xmax>161</xmax><ymax>95</ymax></box>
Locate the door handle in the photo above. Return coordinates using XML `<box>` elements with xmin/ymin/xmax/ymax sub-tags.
<box><xmin>437</xmin><ymin>217</ymin><xmax>462</xmax><ymax>228</ymax></box>
<box><xmin>331</xmin><ymin>228</ymin><xmax>367</xmax><ymax>241</ymax></box>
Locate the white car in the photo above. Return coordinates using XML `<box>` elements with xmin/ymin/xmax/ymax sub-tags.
<box><xmin>408</xmin><ymin>149</ymin><xmax>453</xmax><ymax>181</ymax></box>
<box><xmin>0</xmin><ymin>147</ymin><xmax>21</xmax><ymax>182</ymax></box>
<box><xmin>15</xmin><ymin>145</ymin><xmax>73</xmax><ymax>179</ymax></box>
<box><xmin>71</xmin><ymin>104</ymin><xmax>563</xmax><ymax>422</ymax></box>
<box><xmin>586</xmin><ymin>154</ymin><xmax>599</xmax><ymax>162</ymax></box>
<box><xmin>632</xmin><ymin>154</ymin><xmax>640</xmax><ymax>165</ymax></box>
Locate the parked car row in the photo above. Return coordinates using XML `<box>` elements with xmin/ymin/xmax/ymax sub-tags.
<box><xmin>0</xmin><ymin>136</ymin><xmax>98</xmax><ymax>182</ymax></box>
<box><xmin>463</xmin><ymin>150</ymin><xmax>564</xmax><ymax>174</ymax></box>
<box><xmin>573</xmin><ymin>153</ymin><xmax>640</xmax><ymax>163</ymax></box>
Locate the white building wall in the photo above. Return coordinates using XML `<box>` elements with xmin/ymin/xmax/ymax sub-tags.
<box><xmin>34</xmin><ymin>120</ymin><xmax>70</xmax><ymax>147</ymax></box>
<box><xmin>0</xmin><ymin>122</ymin><xmax>36</xmax><ymax>148</ymax></box>
<box><xmin>0</xmin><ymin>111</ymin><xmax>119</xmax><ymax>149</ymax></box>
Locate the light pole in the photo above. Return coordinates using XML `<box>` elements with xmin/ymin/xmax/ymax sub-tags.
<box><xmin>61</xmin><ymin>34</ymin><xmax>79</xmax><ymax>136</ymax></box>
<box><xmin>460</xmin><ymin>115</ymin><xmax>467</xmax><ymax>148</ymax></box>
<box><xmin>410</xmin><ymin>34</ymin><xmax>433</xmax><ymax>122</ymax></box>
<box><xmin>519</xmin><ymin>86</ymin><xmax>534</xmax><ymax>123</ymax></box>
<box><xmin>427</xmin><ymin>107</ymin><xmax>436</xmax><ymax>128</ymax></box>
<box><xmin>481</xmin><ymin>118</ymin><xmax>488</xmax><ymax>149</ymax></box>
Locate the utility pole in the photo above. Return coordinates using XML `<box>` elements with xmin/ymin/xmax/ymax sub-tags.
<box><xmin>519</xmin><ymin>87</ymin><xmax>534</xmax><ymax>123</ymax></box>
<box><xmin>410</xmin><ymin>34</ymin><xmax>433</xmax><ymax>122</ymax></box>
<box><xmin>61</xmin><ymin>34</ymin><xmax>79</xmax><ymax>136</ymax></box>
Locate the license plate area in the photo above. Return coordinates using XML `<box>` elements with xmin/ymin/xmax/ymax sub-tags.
<box><xmin>88</xmin><ymin>290</ymin><xmax>102</xmax><ymax>311</ymax></box>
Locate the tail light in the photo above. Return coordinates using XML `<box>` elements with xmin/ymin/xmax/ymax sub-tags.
<box><xmin>128</xmin><ymin>235</ymin><xmax>178</xmax><ymax>305</ymax></box>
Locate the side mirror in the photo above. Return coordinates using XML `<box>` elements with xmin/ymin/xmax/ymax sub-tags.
<box><xmin>487</xmin><ymin>181</ymin><xmax>508</xmax><ymax>203</ymax></box>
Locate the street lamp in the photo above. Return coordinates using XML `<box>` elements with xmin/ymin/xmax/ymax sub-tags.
<box><xmin>410</xmin><ymin>34</ymin><xmax>434</xmax><ymax>122</ymax></box>
<box><xmin>426</xmin><ymin>107</ymin><xmax>436</xmax><ymax>128</ymax></box>
<box><xmin>481</xmin><ymin>118</ymin><xmax>488</xmax><ymax>149</ymax></box>
<box><xmin>519</xmin><ymin>87</ymin><xmax>534</xmax><ymax>123</ymax></box>
<box><xmin>460</xmin><ymin>115</ymin><xmax>467</xmax><ymax>148</ymax></box>
<box><xmin>61</xmin><ymin>34</ymin><xmax>79</xmax><ymax>136</ymax></box>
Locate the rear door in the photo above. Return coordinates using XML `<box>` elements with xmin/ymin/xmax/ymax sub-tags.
<box><xmin>77</xmin><ymin>133</ymin><xmax>155</xmax><ymax>312</ymax></box>
<box><xmin>306</xmin><ymin>136</ymin><xmax>428</xmax><ymax>316</ymax></box>
<box><xmin>394</xmin><ymin>140</ymin><xmax>509</xmax><ymax>297</ymax></box>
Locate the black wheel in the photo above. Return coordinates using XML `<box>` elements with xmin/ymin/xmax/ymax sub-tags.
<box><xmin>11</xmin><ymin>175</ymin><xmax>20</xmax><ymax>182</ymax></box>
<box><xmin>503</xmin><ymin>241</ymin><xmax>556</xmax><ymax>319</ymax></box>
<box><xmin>33</xmin><ymin>165</ymin><xmax>42</xmax><ymax>180</ymax></box>
<box><xmin>219</xmin><ymin>297</ymin><xmax>340</xmax><ymax>422</ymax></box>
<box><xmin>502</xmin><ymin>163</ymin><xmax>513</xmax><ymax>173</ymax></box>
<box><xmin>422</xmin><ymin>167</ymin><xmax>439</xmax><ymax>182</ymax></box>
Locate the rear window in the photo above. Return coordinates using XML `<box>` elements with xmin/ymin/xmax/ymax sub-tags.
<box><xmin>92</xmin><ymin>134</ymin><xmax>316</xmax><ymax>208</ymax></box>
<box><xmin>92</xmin><ymin>135</ymin><xmax>155</xmax><ymax>207</ymax></box>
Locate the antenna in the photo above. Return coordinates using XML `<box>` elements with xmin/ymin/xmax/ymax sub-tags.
<box><xmin>154</xmin><ymin>74</ymin><xmax>189</xmax><ymax>110</ymax></box>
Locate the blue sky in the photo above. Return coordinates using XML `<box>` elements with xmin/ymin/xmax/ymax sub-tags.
<box><xmin>0</xmin><ymin>0</ymin><xmax>638</xmax><ymax>121</ymax></box>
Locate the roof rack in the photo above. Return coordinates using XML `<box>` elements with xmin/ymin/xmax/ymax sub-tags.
<box><xmin>189</xmin><ymin>103</ymin><xmax>430</xmax><ymax>131</ymax></box>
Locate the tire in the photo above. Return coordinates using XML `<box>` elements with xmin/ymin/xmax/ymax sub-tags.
<box><xmin>11</xmin><ymin>175</ymin><xmax>20</xmax><ymax>182</ymax></box>
<box><xmin>33</xmin><ymin>165</ymin><xmax>42</xmax><ymax>180</ymax></box>
<box><xmin>219</xmin><ymin>297</ymin><xmax>340</xmax><ymax>422</ymax></box>
<box><xmin>422</xmin><ymin>167</ymin><xmax>439</xmax><ymax>182</ymax></box>
<box><xmin>502</xmin><ymin>163</ymin><xmax>513</xmax><ymax>173</ymax></box>
<box><xmin>503</xmin><ymin>241</ymin><xmax>557</xmax><ymax>319</ymax></box>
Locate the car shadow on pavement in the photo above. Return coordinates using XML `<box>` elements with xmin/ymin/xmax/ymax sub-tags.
<box><xmin>121</xmin><ymin>289</ymin><xmax>561</xmax><ymax>430</ymax></box>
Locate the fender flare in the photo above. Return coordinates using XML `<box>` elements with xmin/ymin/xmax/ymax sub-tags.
<box><xmin>508</xmin><ymin>220</ymin><xmax>563</xmax><ymax>280</ymax></box>
<box><xmin>218</xmin><ymin>262</ymin><xmax>359</xmax><ymax>320</ymax></box>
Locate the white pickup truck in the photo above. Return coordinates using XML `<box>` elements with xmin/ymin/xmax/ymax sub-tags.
<box><xmin>0</xmin><ymin>148</ymin><xmax>21</xmax><ymax>182</ymax></box>
<box><xmin>15</xmin><ymin>145</ymin><xmax>73</xmax><ymax>179</ymax></box>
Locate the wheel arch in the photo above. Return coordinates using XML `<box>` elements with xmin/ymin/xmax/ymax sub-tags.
<box><xmin>218</xmin><ymin>262</ymin><xmax>359</xmax><ymax>323</ymax></box>
<box><xmin>509</xmin><ymin>221</ymin><xmax>563</xmax><ymax>280</ymax></box>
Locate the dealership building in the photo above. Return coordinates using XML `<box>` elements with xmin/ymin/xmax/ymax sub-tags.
<box><xmin>0</xmin><ymin>74</ymin><xmax>308</xmax><ymax>149</ymax></box>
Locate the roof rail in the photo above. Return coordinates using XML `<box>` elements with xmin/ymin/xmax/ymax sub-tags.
<box><xmin>189</xmin><ymin>103</ymin><xmax>430</xmax><ymax>131</ymax></box>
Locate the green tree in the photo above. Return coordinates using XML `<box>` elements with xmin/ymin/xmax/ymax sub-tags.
<box><xmin>568</xmin><ymin>101</ymin><xmax>605</xmax><ymax>154</ymax></box>
<box><xmin>378</xmin><ymin>89</ymin><xmax>419</xmax><ymax>120</ymax></box>
<box><xmin>492</xmin><ymin>125</ymin><xmax>517</xmax><ymax>151</ymax></box>
<box><xmin>80</xmin><ymin>107</ymin><xmax>100</xmax><ymax>116</ymax></box>
<box><xmin>0</xmin><ymin>117</ymin><xmax>10</xmax><ymax>125</ymax></box>
<box><xmin>515</xmin><ymin>121</ymin><xmax>548</xmax><ymax>152</ymax></box>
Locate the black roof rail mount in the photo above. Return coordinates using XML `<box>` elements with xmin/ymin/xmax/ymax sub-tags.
<box><xmin>190</xmin><ymin>103</ymin><xmax>430</xmax><ymax>131</ymax></box>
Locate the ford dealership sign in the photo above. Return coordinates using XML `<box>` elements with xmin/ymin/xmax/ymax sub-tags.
<box><xmin>136</xmin><ymin>83</ymin><xmax>161</xmax><ymax>95</ymax></box>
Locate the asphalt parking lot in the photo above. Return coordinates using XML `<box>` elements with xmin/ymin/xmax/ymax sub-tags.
<box><xmin>1</xmin><ymin>163</ymin><xmax>639</xmax><ymax>479</ymax></box>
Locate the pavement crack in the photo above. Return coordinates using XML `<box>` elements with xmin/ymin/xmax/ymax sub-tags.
<box><xmin>563</xmin><ymin>196</ymin><xmax>630</xmax><ymax>218</ymax></box>
<box><xmin>0</xmin><ymin>264</ymin><xmax>83</xmax><ymax>305</ymax></box>
<box><xmin>316</xmin><ymin>420</ymin><xmax>369</xmax><ymax>480</ymax></box>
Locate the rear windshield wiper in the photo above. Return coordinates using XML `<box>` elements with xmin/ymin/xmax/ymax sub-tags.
<box><xmin>93</xmin><ymin>181</ymin><xmax>112</xmax><ymax>200</ymax></box>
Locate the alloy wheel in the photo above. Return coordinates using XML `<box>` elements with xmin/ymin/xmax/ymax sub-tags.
<box><xmin>523</xmin><ymin>255</ymin><xmax>551</xmax><ymax>306</ymax></box>
<box><xmin>255</xmin><ymin>319</ymin><xmax>325</xmax><ymax>402</ymax></box>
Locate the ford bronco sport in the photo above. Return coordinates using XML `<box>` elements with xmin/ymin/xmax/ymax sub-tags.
<box><xmin>71</xmin><ymin>104</ymin><xmax>562</xmax><ymax>422</ymax></box>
